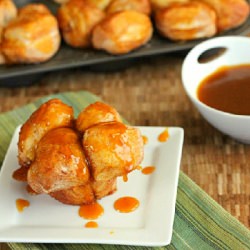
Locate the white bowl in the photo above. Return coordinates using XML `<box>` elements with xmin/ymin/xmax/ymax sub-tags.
<box><xmin>182</xmin><ymin>36</ymin><xmax>250</xmax><ymax>144</ymax></box>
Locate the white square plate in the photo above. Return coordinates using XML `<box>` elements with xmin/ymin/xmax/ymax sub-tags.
<box><xmin>0</xmin><ymin>126</ymin><xmax>184</xmax><ymax>246</ymax></box>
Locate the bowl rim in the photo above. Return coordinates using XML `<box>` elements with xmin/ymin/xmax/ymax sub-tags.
<box><xmin>181</xmin><ymin>35</ymin><xmax>250</xmax><ymax>120</ymax></box>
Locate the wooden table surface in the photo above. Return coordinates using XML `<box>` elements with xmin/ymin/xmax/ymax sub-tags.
<box><xmin>0</xmin><ymin>54</ymin><xmax>249</xmax><ymax>250</ymax></box>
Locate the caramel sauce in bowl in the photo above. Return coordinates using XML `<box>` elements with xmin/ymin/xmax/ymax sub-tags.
<box><xmin>182</xmin><ymin>36</ymin><xmax>250</xmax><ymax>144</ymax></box>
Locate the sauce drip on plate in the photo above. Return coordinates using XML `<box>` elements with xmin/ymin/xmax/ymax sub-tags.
<box><xmin>79</xmin><ymin>202</ymin><xmax>104</xmax><ymax>220</ymax></box>
<box><xmin>141</xmin><ymin>166</ymin><xmax>156</xmax><ymax>175</ymax></box>
<box><xmin>85</xmin><ymin>221</ymin><xmax>98</xmax><ymax>228</ymax></box>
<box><xmin>197</xmin><ymin>64</ymin><xmax>250</xmax><ymax>115</ymax></box>
<box><xmin>16</xmin><ymin>198</ymin><xmax>30</xmax><ymax>212</ymax></box>
<box><xmin>142</xmin><ymin>135</ymin><xmax>148</xmax><ymax>145</ymax></box>
<box><xmin>158</xmin><ymin>128</ymin><xmax>169</xmax><ymax>142</ymax></box>
<box><xmin>114</xmin><ymin>196</ymin><xmax>139</xmax><ymax>213</ymax></box>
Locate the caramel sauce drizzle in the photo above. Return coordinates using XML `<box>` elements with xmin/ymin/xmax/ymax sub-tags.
<box><xmin>114</xmin><ymin>196</ymin><xmax>139</xmax><ymax>213</ymax></box>
<box><xmin>16</xmin><ymin>198</ymin><xmax>30</xmax><ymax>212</ymax></box>
<box><xmin>79</xmin><ymin>202</ymin><xmax>104</xmax><ymax>220</ymax></box>
<box><xmin>141</xmin><ymin>166</ymin><xmax>156</xmax><ymax>175</ymax></box>
<box><xmin>122</xmin><ymin>174</ymin><xmax>128</xmax><ymax>182</ymax></box>
<box><xmin>85</xmin><ymin>221</ymin><xmax>98</xmax><ymax>228</ymax></box>
<box><xmin>142</xmin><ymin>135</ymin><xmax>148</xmax><ymax>145</ymax></box>
<box><xmin>158</xmin><ymin>128</ymin><xmax>169</xmax><ymax>142</ymax></box>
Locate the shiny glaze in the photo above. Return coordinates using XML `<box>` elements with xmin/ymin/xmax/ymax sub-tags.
<box><xmin>197</xmin><ymin>64</ymin><xmax>250</xmax><ymax>115</ymax></box>
<box><xmin>12</xmin><ymin>165</ymin><xmax>28</xmax><ymax>181</ymax></box>
<box><xmin>79</xmin><ymin>202</ymin><xmax>104</xmax><ymax>220</ymax></box>
<box><xmin>141</xmin><ymin>166</ymin><xmax>155</xmax><ymax>175</ymax></box>
<box><xmin>16</xmin><ymin>198</ymin><xmax>30</xmax><ymax>212</ymax></box>
<box><xmin>114</xmin><ymin>196</ymin><xmax>139</xmax><ymax>213</ymax></box>
<box><xmin>85</xmin><ymin>221</ymin><xmax>98</xmax><ymax>228</ymax></box>
<box><xmin>158</xmin><ymin>128</ymin><xmax>169</xmax><ymax>142</ymax></box>
<box><xmin>123</xmin><ymin>174</ymin><xmax>128</xmax><ymax>182</ymax></box>
<box><xmin>142</xmin><ymin>135</ymin><xmax>148</xmax><ymax>145</ymax></box>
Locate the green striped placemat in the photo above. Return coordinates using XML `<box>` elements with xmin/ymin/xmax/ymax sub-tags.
<box><xmin>1</xmin><ymin>91</ymin><xmax>249</xmax><ymax>250</ymax></box>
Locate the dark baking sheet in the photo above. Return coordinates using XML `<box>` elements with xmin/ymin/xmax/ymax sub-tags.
<box><xmin>0</xmin><ymin>0</ymin><xmax>250</xmax><ymax>84</ymax></box>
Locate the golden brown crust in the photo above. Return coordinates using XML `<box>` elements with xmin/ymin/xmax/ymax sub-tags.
<box><xmin>85</xmin><ymin>0</ymin><xmax>111</xmax><ymax>9</ymax></box>
<box><xmin>0</xmin><ymin>0</ymin><xmax>17</xmax><ymax>63</ymax></box>
<box><xmin>150</xmin><ymin>0</ymin><xmax>190</xmax><ymax>12</ymax></box>
<box><xmin>27</xmin><ymin>127</ymin><xmax>90</xmax><ymax>194</ymax></box>
<box><xmin>155</xmin><ymin>2</ymin><xmax>217</xmax><ymax>41</ymax></box>
<box><xmin>50</xmin><ymin>183</ymin><xmax>95</xmax><ymax>205</ymax></box>
<box><xmin>91</xmin><ymin>178</ymin><xmax>117</xmax><ymax>199</ymax></box>
<box><xmin>76</xmin><ymin>101</ymin><xmax>122</xmax><ymax>132</ymax></box>
<box><xmin>106</xmin><ymin>0</ymin><xmax>151</xmax><ymax>15</ymax></box>
<box><xmin>17</xmin><ymin>99</ymin><xmax>74</xmax><ymax>168</ymax></box>
<box><xmin>1</xmin><ymin>3</ymin><xmax>61</xmax><ymax>64</ymax></box>
<box><xmin>92</xmin><ymin>10</ymin><xmax>153</xmax><ymax>55</ymax></box>
<box><xmin>0</xmin><ymin>0</ymin><xmax>17</xmax><ymax>29</ymax></box>
<box><xmin>57</xmin><ymin>0</ymin><xmax>105</xmax><ymax>48</ymax></box>
<box><xmin>194</xmin><ymin>0</ymin><xmax>250</xmax><ymax>32</ymax></box>
<box><xmin>83</xmin><ymin>121</ymin><xmax>144</xmax><ymax>181</ymax></box>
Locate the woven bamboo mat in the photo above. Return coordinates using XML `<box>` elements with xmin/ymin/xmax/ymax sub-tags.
<box><xmin>0</xmin><ymin>55</ymin><xmax>249</xmax><ymax>232</ymax></box>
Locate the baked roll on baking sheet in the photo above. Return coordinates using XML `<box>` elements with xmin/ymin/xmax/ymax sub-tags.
<box><xmin>154</xmin><ymin>1</ymin><xmax>217</xmax><ymax>41</ymax></box>
<box><xmin>193</xmin><ymin>0</ymin><xmax>250</xmax><ymax>32</ymax></box>
<box><xmin>57</xmin><ymin>0</ymin><xmax>105</xmax><ymax>48</ymax></box>
<box><xmin>1</xmin><ymin>3</ymin><xmax>61</xmax><ymax>64</ymax></box>
<box><xmin>92</xmin><ymin>10</ymin><xmax>153</xmax><ymax>54</ymax></box>
<box><xmin>106</xmin><ymin>0</ymin><xmax>151</xmax><ymax>15</ymax></box>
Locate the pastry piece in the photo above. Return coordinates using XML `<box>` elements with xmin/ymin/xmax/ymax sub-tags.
<box><xmin>53</xmin><ymin>0</ymin><xmax>111</xmax><ymax>9</ymax></box>
<box><xmin>193</xmin><ymin>0</ymin><xmax>250</xmax><ymax>32</ymax></box>
<box><xmin>57</xmin><ymin>0</ymin><xmax>105</xmax><ymax>48</ymax></box>
<box><xmin>91</xmin><ymin>178</ymin><xmax>117</xmax><ymax>199</ymax></box>
<box><xmin>17</xmin><ymin>99</ymin><xmax>73</xmax><ymax>169</ymax></box>
<box><xmin>50</xmin><ymin>178</ymin><xmax>117</xmax><ymax>204</ymax></box>
<box><xmin>150</xmin><ymin>0</ymin><xmax>189</xmax><ymax>11</ymax></box>
<box><xmin>85</xmin><ymin>0</ymin><xmax>111</xmax><ymax>9</ymax></box>
<box><xmin>28</xmin><ymin>128</ymin><xmax>90</xmax><ymax>194</ymax></box>
<box><xmin>92</xmin><ymin>10</ymin><xmax>153</xmax><ymax>54</ymax></box>
<box><xmin>76</xmin><ymin>101</ymin><xmax>122</xmax><ymax>132</ymax></box>
<box><xmin>14</xmin><ymin>99</ymin><xmax>144</xmax><ymax>206</ymax></box>
<box><xmin>50</xmin><ymin>183</ymin><xmax>95</xmax><ymax>205</ymax></box>
<box><xmin>1</xmin><ymin>4</ymin><xmax>61</xmax><ymax>64</ymax></box>
<box><xmin>0</xmin><ymin>0</ymin><xmax>17</xmax><ymax>64</ymax></box>
<box><xmin>83</xmin><ymin>121</ymin><xmax>144</xmax><ymax>181</ymax></box>
<box><xmin>154</xmin><ymin>2</ymin><xmax>217</xmax><ymax>41</ymax></box>
<box><xmin>106</xmin><ymin>0</ymin><xmax>151</xmax><ymax>15</ymax></box>
<box><xmin>0</xmin><ymin>0</ymin><xmax>17</xmax><ymax>37</ymax></box>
